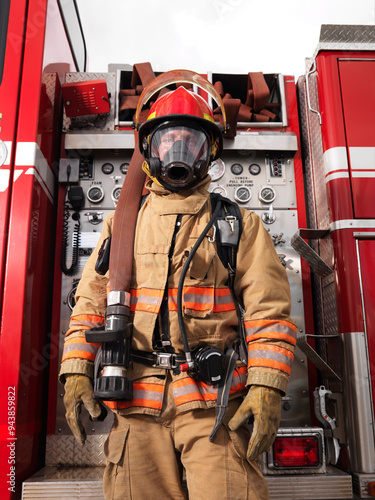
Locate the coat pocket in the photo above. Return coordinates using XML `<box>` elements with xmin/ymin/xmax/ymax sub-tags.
<box><xmin>183</xmin><ymin>247</ymin><xmax>216</xmax><ymax>318</ymax></box>
<box><xmin>188</xmin><ymin>247</ymin><xmax>215</xmax><ymax>282</ymax></box>
<box><xmin>104</xmin><ymin>422</ymin><xmax>129</xmax><ymax>464</ymax></box>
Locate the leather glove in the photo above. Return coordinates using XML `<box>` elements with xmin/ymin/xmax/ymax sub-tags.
<box><xmin>63</xmin><ymin>374</ymin><xmax>102</xmax><ymax>445</ymax></box>
<box><xmin>228</xmin><ymin>385</ymin><xmax>282</xmax><ymax>461</ymax></box>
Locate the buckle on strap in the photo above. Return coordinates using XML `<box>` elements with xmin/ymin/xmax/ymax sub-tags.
<box><xmin>153</xmin><ymin>352</ymin><xmax>180</xmax><ymax>369</ymax></box>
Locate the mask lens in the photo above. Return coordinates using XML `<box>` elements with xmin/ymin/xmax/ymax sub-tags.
<box><xmin>150</xmin><ymin>125</ymin><xmax>208</xmax><ymax>162</ymax></box>
<box><xmin>148</xmin><ymin>124</ymin><xmax>211</xmax><ymax>190</ymax></box>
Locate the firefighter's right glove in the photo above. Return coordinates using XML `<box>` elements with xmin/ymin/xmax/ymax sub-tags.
<box><xmin>63</xmin><ymin>374</ymin><xmax>102</xmax><ymax>446</ymax></box>
<box><xmin>228</xmin><ymin>384</ymin><xmax>282</xmax><ymax>461</ymax></box>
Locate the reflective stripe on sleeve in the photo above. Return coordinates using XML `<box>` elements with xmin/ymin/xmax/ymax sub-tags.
<box><xmin>247</xmin><ymin>342</ymin><xmax>294</xmax><ymax>375</ymax></box>
<box><xmin>67</xmin><ymin>314</ymin><xmax>105</xmax><ymax>335</ymax></box>
<box><xmin>244</xmin><ymin>319</ymin><xmax>297</xmax><ymax>346</ymax></box>
<box><xmin>61</xmin><ymin>335</ymin><xmax>101</xmax><ymax>363</ymax></box>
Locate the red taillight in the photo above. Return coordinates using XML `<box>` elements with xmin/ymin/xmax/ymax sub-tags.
<box><xmin>273</xmin><ymin>436</ymin><xmax>320</xmax><ymax>468</ymax></box>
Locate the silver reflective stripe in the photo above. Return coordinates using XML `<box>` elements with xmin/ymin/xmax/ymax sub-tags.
<box><xmin>245</xmin><ymin>322</ymin><xmax>297</xmax><ymax>339</ymax></box>
<box><xmin>132</xmin><ymin>389</ymin><xmax>164</xmax><ymax>403</ymax></box>
<box><xmin>184</xmin><ymin>292</ymin><xmax>212</xmax><ymax>304</ymax></box>
<box><xmin>248</xmin><ymin>348</ymin><xmax>293</xmax><ymax>368</ymax></box>
<box><xmin>63</xmin><ymin>343</ymin><xmax>99</xmax><ymax>354</ymax></box>
<box><xmin>214</xmin><ymin>294</ymin><xmax>234</xmax><ymax>306</ymax></box>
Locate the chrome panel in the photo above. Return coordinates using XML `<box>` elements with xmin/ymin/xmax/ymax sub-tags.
<box><xmin>342</xmin><ymin>332</ymin><xmax>375</xmax><ymax>473</ymax></box>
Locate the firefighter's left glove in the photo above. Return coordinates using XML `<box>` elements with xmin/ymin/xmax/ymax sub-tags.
<box><xmin>228</xmin><ymin>385</ymin><xmax>282</xmax><ymax>461</ymax></box>
<box><xmin>63</xmin><ymin>374</ymin><xmax>102</xmax><ymax>446</ymax></box>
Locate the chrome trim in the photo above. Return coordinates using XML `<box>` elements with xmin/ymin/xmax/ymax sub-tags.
<box><xmin>355</xmin><ymin>240</ymin><xmax>368</xmax><ymax>347</ymax></box>
<box><xmin>102</xmin><ymin>366</ymin><xmax>127</xmax><ymax>378</ymax></box>
<box><xmin>278</xmin><ymin>73</ymin><xmax>288</xmax><ymax>128</ymax></box>
<box><xmin>354</xmin><ymin>232</ymin><xmax>375</xmax><ymax>239</ymax></box>
<box><xmin>107</xmin><ymin>290</ymin><xmax>131</xmax><ymax>307</ymax></box>
<box><xmin>342</xmin><ymin>332</ymin><xmax>375</xmax><ymax>473</ymax></box>
<box><xmin>264</xmin><ymin>427</ymin><xmax>326</xmax><ymax>475</ymax></box>
<box><xmin>223</xmin><ymin>131</ymin><xmax>298</xmax><ymax>152</ymax></box>
<box><xmin>65</xmin><ymin>131</ymin><xmax>135</xmax><ymax>150</ymax></box>
<box><xmin>306</xmin><ymin>60</ymin><xmax>322</xmax><ymax>125</ymax></box>
<box><xmin>330</xmin><ymin>220</ymin><xmax>375</xmax><ymax>231</ymax></box>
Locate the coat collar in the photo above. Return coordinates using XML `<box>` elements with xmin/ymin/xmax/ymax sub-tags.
<box><xmin>146</xmin><ymin>175</ymin><xmax>211</xmax><ymax>215</ymax></box>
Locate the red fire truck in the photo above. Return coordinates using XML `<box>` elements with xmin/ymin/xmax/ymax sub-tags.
<box><xmin>1</xmin><ymin>1</ymin><xmax>374</xmax><ymax>498</ymax></box>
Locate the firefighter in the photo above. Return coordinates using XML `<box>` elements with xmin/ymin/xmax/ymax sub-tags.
<box><xmin>60</xmin><ymin>78</ymin><xmax>296</xmax><ymax>500</ymax></box>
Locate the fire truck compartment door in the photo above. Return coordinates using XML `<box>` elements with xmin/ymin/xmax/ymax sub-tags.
<box><xmin>338</xmin><ymin>59</ymin><xmax>375</xmax><ymax>219</ymax></box>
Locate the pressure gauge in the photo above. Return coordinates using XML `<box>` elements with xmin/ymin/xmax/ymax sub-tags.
<box><xmin>111</xmin><ymin>186</ymin><xmax>122</xmax><ymax>203</ymax></box>
<box><xmin>234</xmin><ymin>186</ymin><xmax>251</xmax><ymax>204</ymax></box>
<box><xmin>208</xmin><ymin>158</ymin><xmax>225</xmax><ymax>181</ymax></box>
<box><xmin>249</xmin><ymin>163</ymin><xmax>261</xmax><ymax>176</ymax></box>
<box><xmin>231</xmin><ymin>163</ymin><xmax>243</xmax><ymax>175</ymax></box>
<box><xmin>259</xmin><ymin>186</ymin><xmax>276</xmax><ymax>204</ymax></box>
<box><xmin>67</xmin><ymin>281</ymin><xmax>79</xmax><ymax>310</ymax></box>
<box><xmin>101</xmin><ymin>162</ymin><xmax>114</xmax><ymax>175</ymax></box>
<box><xmin>87</xmin><ymin>185</ymin><xmax>104</xmax><ymax>203</ymax></box>
<box><xmin>211</xmin><ymin>185</ymin><xmax>227</xmax><ymax>197</ymax></box>
<box><xmin>120</xmin><ymin>162</ymin><xmax>129</xmax><ymax>175</ymax></box>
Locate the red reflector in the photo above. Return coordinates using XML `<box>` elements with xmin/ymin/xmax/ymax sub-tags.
<box><xmin>273</xmin><ymin>436</ymin><xmax>320</xmax><ymax>468</ymax></box>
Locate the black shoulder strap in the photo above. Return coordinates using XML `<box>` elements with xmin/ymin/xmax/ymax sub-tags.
<box><xmin>210</xmin><ymin>192</ymin><xmax>242</xmax><ymax>283</ymax></box>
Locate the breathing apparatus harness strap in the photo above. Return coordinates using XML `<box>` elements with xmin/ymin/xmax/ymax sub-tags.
<box><xmin>209</xmin><ymin>341</ymin><xmax>240</xmax><ymax>441</ymax></box>
<box><xmin>174</xmin><ymin>193</ymin><xmax>243</xmax><ymax>440</ymax></box>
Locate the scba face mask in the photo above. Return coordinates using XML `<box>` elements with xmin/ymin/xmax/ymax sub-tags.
<box><xmin>146</xmin><ymin>123</ymin><xmax>211</xmax><ymax>191</ymax></box>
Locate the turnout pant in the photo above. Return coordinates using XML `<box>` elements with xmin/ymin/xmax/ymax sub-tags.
<box><xmin>103</xmin><ymin>375</ymin><xmax>269</xmax><ymax>500</ymax></box>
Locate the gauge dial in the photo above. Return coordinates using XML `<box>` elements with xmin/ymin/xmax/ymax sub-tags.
<box><xmin>208</xmin><ymin>158</ymin><xmax>225</xmax><ymax>181</ymax></box>
<box><xmin>234</xmin><ymin>186</ymin><xmax>251</xmax><ymax>204</ymax></box>
<box><xmin>249</xmin><ymin>163</ymin><xmax>261</xmax><ymax>176</ymax></box>
<box><xmin>101</xmin><ymin>162</ymin><xmax>114</xmax><ymax>175</ymax></box>
<box><xmin>120</xmin><ymin>162</ymin><xmax>129</xmax><ymax>175</ymax></box>
<box><xmin>231</xmin><ymin>163</ymin><xmax>243</xmax><ymax>175</ymax></box>
<box><xmin>87</xmin><ymin>185</ymin><xmax>104</xmax><ymax>203</ymax></box>
<box><xmin>259</xmin><ymin>186</ymin><xmax>276</xmax><ymax>203</ymax></box>
<box><xmin>67</xmin><ymin>281</ymin><xmax>79</xmax><ymax>310</ymax></box>
<box><xmin>211</xmin><ymin>185</ymin><xmax>227</xmax><ymax>197</ymax></box>
<box><xmin>112</xmin><ymin>186</ymin><xmax>122</xmax><ymax>203</ymax></box>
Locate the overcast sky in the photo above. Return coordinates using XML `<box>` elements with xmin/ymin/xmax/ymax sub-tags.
<box><xmin>77</xmin><ymin>0</ymin><xmax>375</xmax><ymax>79</ymax></box>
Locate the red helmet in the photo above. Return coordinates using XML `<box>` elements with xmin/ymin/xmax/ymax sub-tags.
<box><xmin>138</xmin><ymin>86</ymin><xmax>223</xmax><ymax>160</ymax></box>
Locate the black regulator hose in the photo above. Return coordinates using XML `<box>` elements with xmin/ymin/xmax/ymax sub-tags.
<box><xmin>177</xmin><ymin>198</ymin><xmax>222</xmax><ymax>366</ymax></box>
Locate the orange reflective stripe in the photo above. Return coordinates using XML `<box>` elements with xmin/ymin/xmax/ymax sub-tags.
<box><xmin>167</xmin><ymin>287</ymin><xmax>235</xmax><ymax>313</ymax></box>
<box><xmin>184</xmin><ymin>286</ymin><xmax>213</xmax><ymax>312</ymax></box>
<box><xmin>70</xmin><ymin>314</ymin><xmax>105</xmax><ymax>323</ymax></box>
<box><xmin>173</xmin><ymin>378</ymin><xmax>204</xmax><ymax>406</ymax></box>
<box><xmin>244</xmin><ymin>319</ymin><xmax>297</xmax><ymax>346</ymax></box>
<box><xmin>247</xmin><ymin>343</ymin><xmax>294</xmax><ymax>375</ymax></box>
<box><xmin>62</xmin><ymin>333</ymin><xmax>101</xmax><ymax>362</ymax></box>
<box><xmin>173</xmin><ymin>367</ymin><xmax>247</xmax><ymax>406</ymax></box>
<box><xmin>247</xmin><ymin>357</ymin><xmax>293</xmax><ymax>375</ymax></box>
<box><xmin>105</xmin><ymin>382</ymin><xmax>164</xmax><ymax>411</ymax></box>
<box><xmin>61</xmin><ymin>349</ymin><xmax>97</xmax><ymax>363</ymax></box>
<box><xmin>213</xmin><ymin>288</ymin><xmax>236</xmax><ymax>313</ymax></box>
<box><xmin>168</xmin><ymin>288</ymin><xmax>178</xmax><ymax>311</ymax></box>
<box><xmin>229</xmin><ymin>366</ymin><xmax>247</xmax><ymax>394</ymax></box>
<box><xmin>67</xmin><ymin>314</ymin><xmax>105</xmax><ymax>335</ymax></box>
<box><xmin>248</xmin><ymin>343</ymin><xmax>294</xmax><ymax>359</ymax></box>
<box><xmin>130</xmin><ymin>288</ymin><xmax>164</xmax><ymax>313</ymax></box>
